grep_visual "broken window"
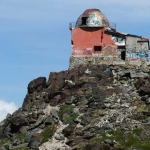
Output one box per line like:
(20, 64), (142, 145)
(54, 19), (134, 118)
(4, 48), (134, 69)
(82, 17), (87, 25)
(94, 46), (102, 51)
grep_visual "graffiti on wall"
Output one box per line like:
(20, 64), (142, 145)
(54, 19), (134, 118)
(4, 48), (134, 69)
(111, 36), (125, 46)
(92, 53), (103, 57)
(73, 48), (92, 56)
(126, 50), (148, 61)
(87, 14), (101, 26)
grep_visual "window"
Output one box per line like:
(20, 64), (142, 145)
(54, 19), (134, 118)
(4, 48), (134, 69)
(82, 17), (87, 25)
(94, 46), (102, 51)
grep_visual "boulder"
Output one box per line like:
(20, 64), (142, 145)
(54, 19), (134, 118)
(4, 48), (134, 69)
(47, 71), (67, 99)
(10, 110), (28, 133)
(28, 77), (46, 94)
(28, 133), (42, 149)
(50, 108), (58, 119)
(44, 115), (52, 125)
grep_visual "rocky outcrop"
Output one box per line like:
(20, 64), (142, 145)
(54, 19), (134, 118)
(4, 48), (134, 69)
(1, 64), (150, 150)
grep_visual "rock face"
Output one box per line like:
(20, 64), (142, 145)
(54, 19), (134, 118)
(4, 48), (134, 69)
(1, 64), (150, 150)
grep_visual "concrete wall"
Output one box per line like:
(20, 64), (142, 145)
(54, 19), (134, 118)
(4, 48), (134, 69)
(72, 27), (117, 57)
(70, 28), (149, 68)
(126, 36), (149, 62)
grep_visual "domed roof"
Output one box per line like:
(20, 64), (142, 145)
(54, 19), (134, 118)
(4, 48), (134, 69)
(76, 8), (110, 28)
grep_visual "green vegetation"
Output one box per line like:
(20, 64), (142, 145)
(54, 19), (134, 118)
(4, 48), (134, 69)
(58, 104), (79, 124)
(65, 112), (79, 124)
(0, 138), (11, 147)
(58, 104), (76, 120)
(40, 125), (57, 144)
(15, 132), (27, 139)
(12, 146), (30, 150)
(91, 128), (150, 150)
(0, 132), (27, 148)
(133, 128), (143, 136)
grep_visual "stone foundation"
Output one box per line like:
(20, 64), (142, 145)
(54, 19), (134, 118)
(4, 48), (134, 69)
(69, 56), (148, 69)
(69, 56), (122, 69)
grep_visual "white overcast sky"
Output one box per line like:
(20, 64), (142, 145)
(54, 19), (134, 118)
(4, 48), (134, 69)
(0, 0), (150, 121)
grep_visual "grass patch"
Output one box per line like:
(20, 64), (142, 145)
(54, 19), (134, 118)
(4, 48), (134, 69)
(15, 132), (26, 139)
(40, 125), (57, 144)
(58, 104), (75, 120)
(0, 137), (13, 147)
(58, 104), (79, 124)
(12, 146), (30, 150)
(0, 132), (27, 148)
(92, 129), (150, 150)
(93, 130), (124, 143)
(133, 128), (142, 136)
(65, 113), (79, 124)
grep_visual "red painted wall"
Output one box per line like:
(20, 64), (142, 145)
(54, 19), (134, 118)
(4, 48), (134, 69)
(72, 27), (117, 57)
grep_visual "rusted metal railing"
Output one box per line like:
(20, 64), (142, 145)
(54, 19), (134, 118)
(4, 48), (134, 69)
(109, 22), (117, 30)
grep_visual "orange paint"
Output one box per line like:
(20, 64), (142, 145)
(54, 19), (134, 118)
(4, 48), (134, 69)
(72, 27), (117, 57)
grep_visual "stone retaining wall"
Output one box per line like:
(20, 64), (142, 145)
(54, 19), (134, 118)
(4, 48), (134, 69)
(69, 56), (148, 69)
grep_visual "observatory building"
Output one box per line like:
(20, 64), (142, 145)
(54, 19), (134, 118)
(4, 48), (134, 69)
(69, 8), (149, 68)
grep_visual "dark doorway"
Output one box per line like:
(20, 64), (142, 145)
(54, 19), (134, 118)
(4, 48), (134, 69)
(121, 51), (126, 60)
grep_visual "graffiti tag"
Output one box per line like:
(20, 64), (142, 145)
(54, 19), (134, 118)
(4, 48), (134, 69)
(87, 14), (101, 26)
(127, 50), (148, 61)
(73, 49), (92, 56)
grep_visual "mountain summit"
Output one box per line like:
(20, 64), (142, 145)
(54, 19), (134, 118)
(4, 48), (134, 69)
(1, 64), (150, 149)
